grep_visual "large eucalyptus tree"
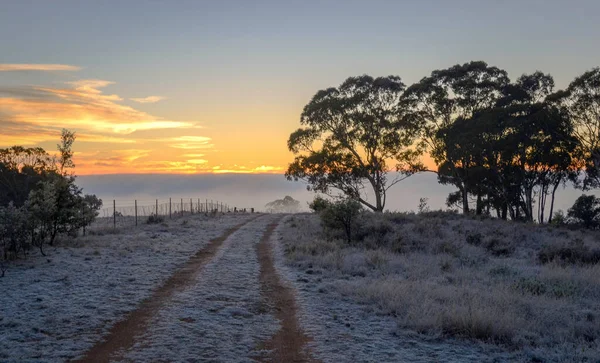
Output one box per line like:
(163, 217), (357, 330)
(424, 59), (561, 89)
(285, 75), (424, 212)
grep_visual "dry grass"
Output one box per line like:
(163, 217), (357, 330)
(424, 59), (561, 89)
(281, 212), (600, 361)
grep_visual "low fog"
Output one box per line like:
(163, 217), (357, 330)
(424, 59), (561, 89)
(77, 173), (598, 216)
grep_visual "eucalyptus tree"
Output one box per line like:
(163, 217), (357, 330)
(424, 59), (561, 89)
(548, 67), (600, 189)
(402, 61), (510, 213)
(286, 75), (424, 212)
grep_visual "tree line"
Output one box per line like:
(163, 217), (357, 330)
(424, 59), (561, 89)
(286, 61), (600, 224)
(0, 130), (102, 274)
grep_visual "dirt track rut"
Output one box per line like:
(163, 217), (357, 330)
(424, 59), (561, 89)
(76, 214), (315, 362)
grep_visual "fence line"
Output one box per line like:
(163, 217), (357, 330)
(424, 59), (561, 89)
(87, 198), (253, 233)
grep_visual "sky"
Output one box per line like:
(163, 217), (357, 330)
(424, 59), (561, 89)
(1, 0), (599, 175)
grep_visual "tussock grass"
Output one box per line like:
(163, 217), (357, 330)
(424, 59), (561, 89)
(280, 212), (600, 361)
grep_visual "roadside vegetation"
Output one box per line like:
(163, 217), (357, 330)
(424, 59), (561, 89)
(281, 202), (600, 361)
(0, 130), (102, 275)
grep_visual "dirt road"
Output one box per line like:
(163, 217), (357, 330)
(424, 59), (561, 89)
(76, 214), (315, 362)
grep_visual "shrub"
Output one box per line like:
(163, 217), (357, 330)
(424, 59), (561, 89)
(485, 238), (514, 257)
(146, 213), (165, 224)
(0, 203), (31, 272)
(309, 196), (331, 213)
(550, 210), (567, 226)
(538, 239), (600, 265)
(319, 199), (362, 243)
(567, 195), (600, 229)
(354, 215), (394, 246)
(466, 232), (483, 246)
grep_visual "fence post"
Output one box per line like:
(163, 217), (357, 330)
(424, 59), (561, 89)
(156, 199), (158, 216)
(181, 198), (183, 216)
(169, 198), (172, 219)
(206, 199), (208, 212)
(113, 200), (116, 229)
(190, 198), (193, 214)
(198, 198), (200, 213)
(135, 200), (138, 226)
(82, 203), (86, 236)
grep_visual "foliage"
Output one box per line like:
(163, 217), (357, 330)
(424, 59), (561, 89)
(265, 195), (301, 213)
(548, 67), (600, 189)
(0, 203), (31, 269)
(0, 129), (102, 266)
(538, 238), (600, 265)
(308, 196), (331, 213)
(286, 75), (425, 212)
(417, 197), (430, 213)
(0, 146), (54, 207)
(567, 194), (600, 229)
(319, 199), (363, 242)
(146, 213), (165, 224)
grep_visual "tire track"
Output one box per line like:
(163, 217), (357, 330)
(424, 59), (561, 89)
(74, 215), (260, 363)
(256, 217), (319, 363)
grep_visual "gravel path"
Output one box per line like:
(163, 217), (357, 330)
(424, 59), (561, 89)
(117, 214), (286, 362)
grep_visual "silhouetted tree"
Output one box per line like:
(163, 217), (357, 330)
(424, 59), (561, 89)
(548, 67), (600, 189)
(403, 61), (510, 214)
(567, 194), (600, 229)
(286, 75), (424, 212)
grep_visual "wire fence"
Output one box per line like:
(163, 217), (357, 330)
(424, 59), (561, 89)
(87, 198), (253, 233)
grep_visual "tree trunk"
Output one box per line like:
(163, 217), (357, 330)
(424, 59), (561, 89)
(476, 193), (483, 215)
(524, 188), (534, 222)
(548, 181), (560, 223)
(461, 185), (469, 215)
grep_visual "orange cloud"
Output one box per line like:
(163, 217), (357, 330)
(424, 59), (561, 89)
(1, 80), (194, 134)
(167, 136), (214, 150)
(130, 96), (165, 103)
(0, 63), (81, 71)
(0, 72), (291, 175)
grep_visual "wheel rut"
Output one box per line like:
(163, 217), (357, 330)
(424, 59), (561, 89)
(74, 215), (259, 362)
(255, 217), (319, 363)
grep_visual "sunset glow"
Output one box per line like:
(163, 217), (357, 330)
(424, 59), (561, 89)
(0, 72), (288, 174)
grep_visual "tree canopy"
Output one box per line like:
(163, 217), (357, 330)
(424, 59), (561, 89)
(286, 75), (424, 212)
(286, 62), (600, 222)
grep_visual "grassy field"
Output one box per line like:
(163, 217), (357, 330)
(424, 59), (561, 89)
(281, 212), (600, 362)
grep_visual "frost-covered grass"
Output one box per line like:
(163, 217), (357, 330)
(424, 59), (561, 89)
(0, 213), (254, 362)
(279, 212), (600, 362)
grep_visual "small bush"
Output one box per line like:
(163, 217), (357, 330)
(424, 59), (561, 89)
(466, 232), (483, 246)
(485, 238), (514, 257)
(146, 213), (164, 224)
(354, 216), (394, 245)
(513, 277), (578, 298)
(319, 199), (362, 243)
(309, 196), (331, 213)
(567, 195), (600, 229)
(538, 239), (600, 265)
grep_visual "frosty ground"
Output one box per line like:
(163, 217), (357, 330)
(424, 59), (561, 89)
(2, 211), (597, 362)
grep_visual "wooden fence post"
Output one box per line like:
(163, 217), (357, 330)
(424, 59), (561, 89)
(135, 200), (138, 226)
(181, 198), (183, 216)
(113, 200), (116, 229)
(156, 199), (158, 216)
(169, 198), (172, 219)
(82, 203), (86, 236)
